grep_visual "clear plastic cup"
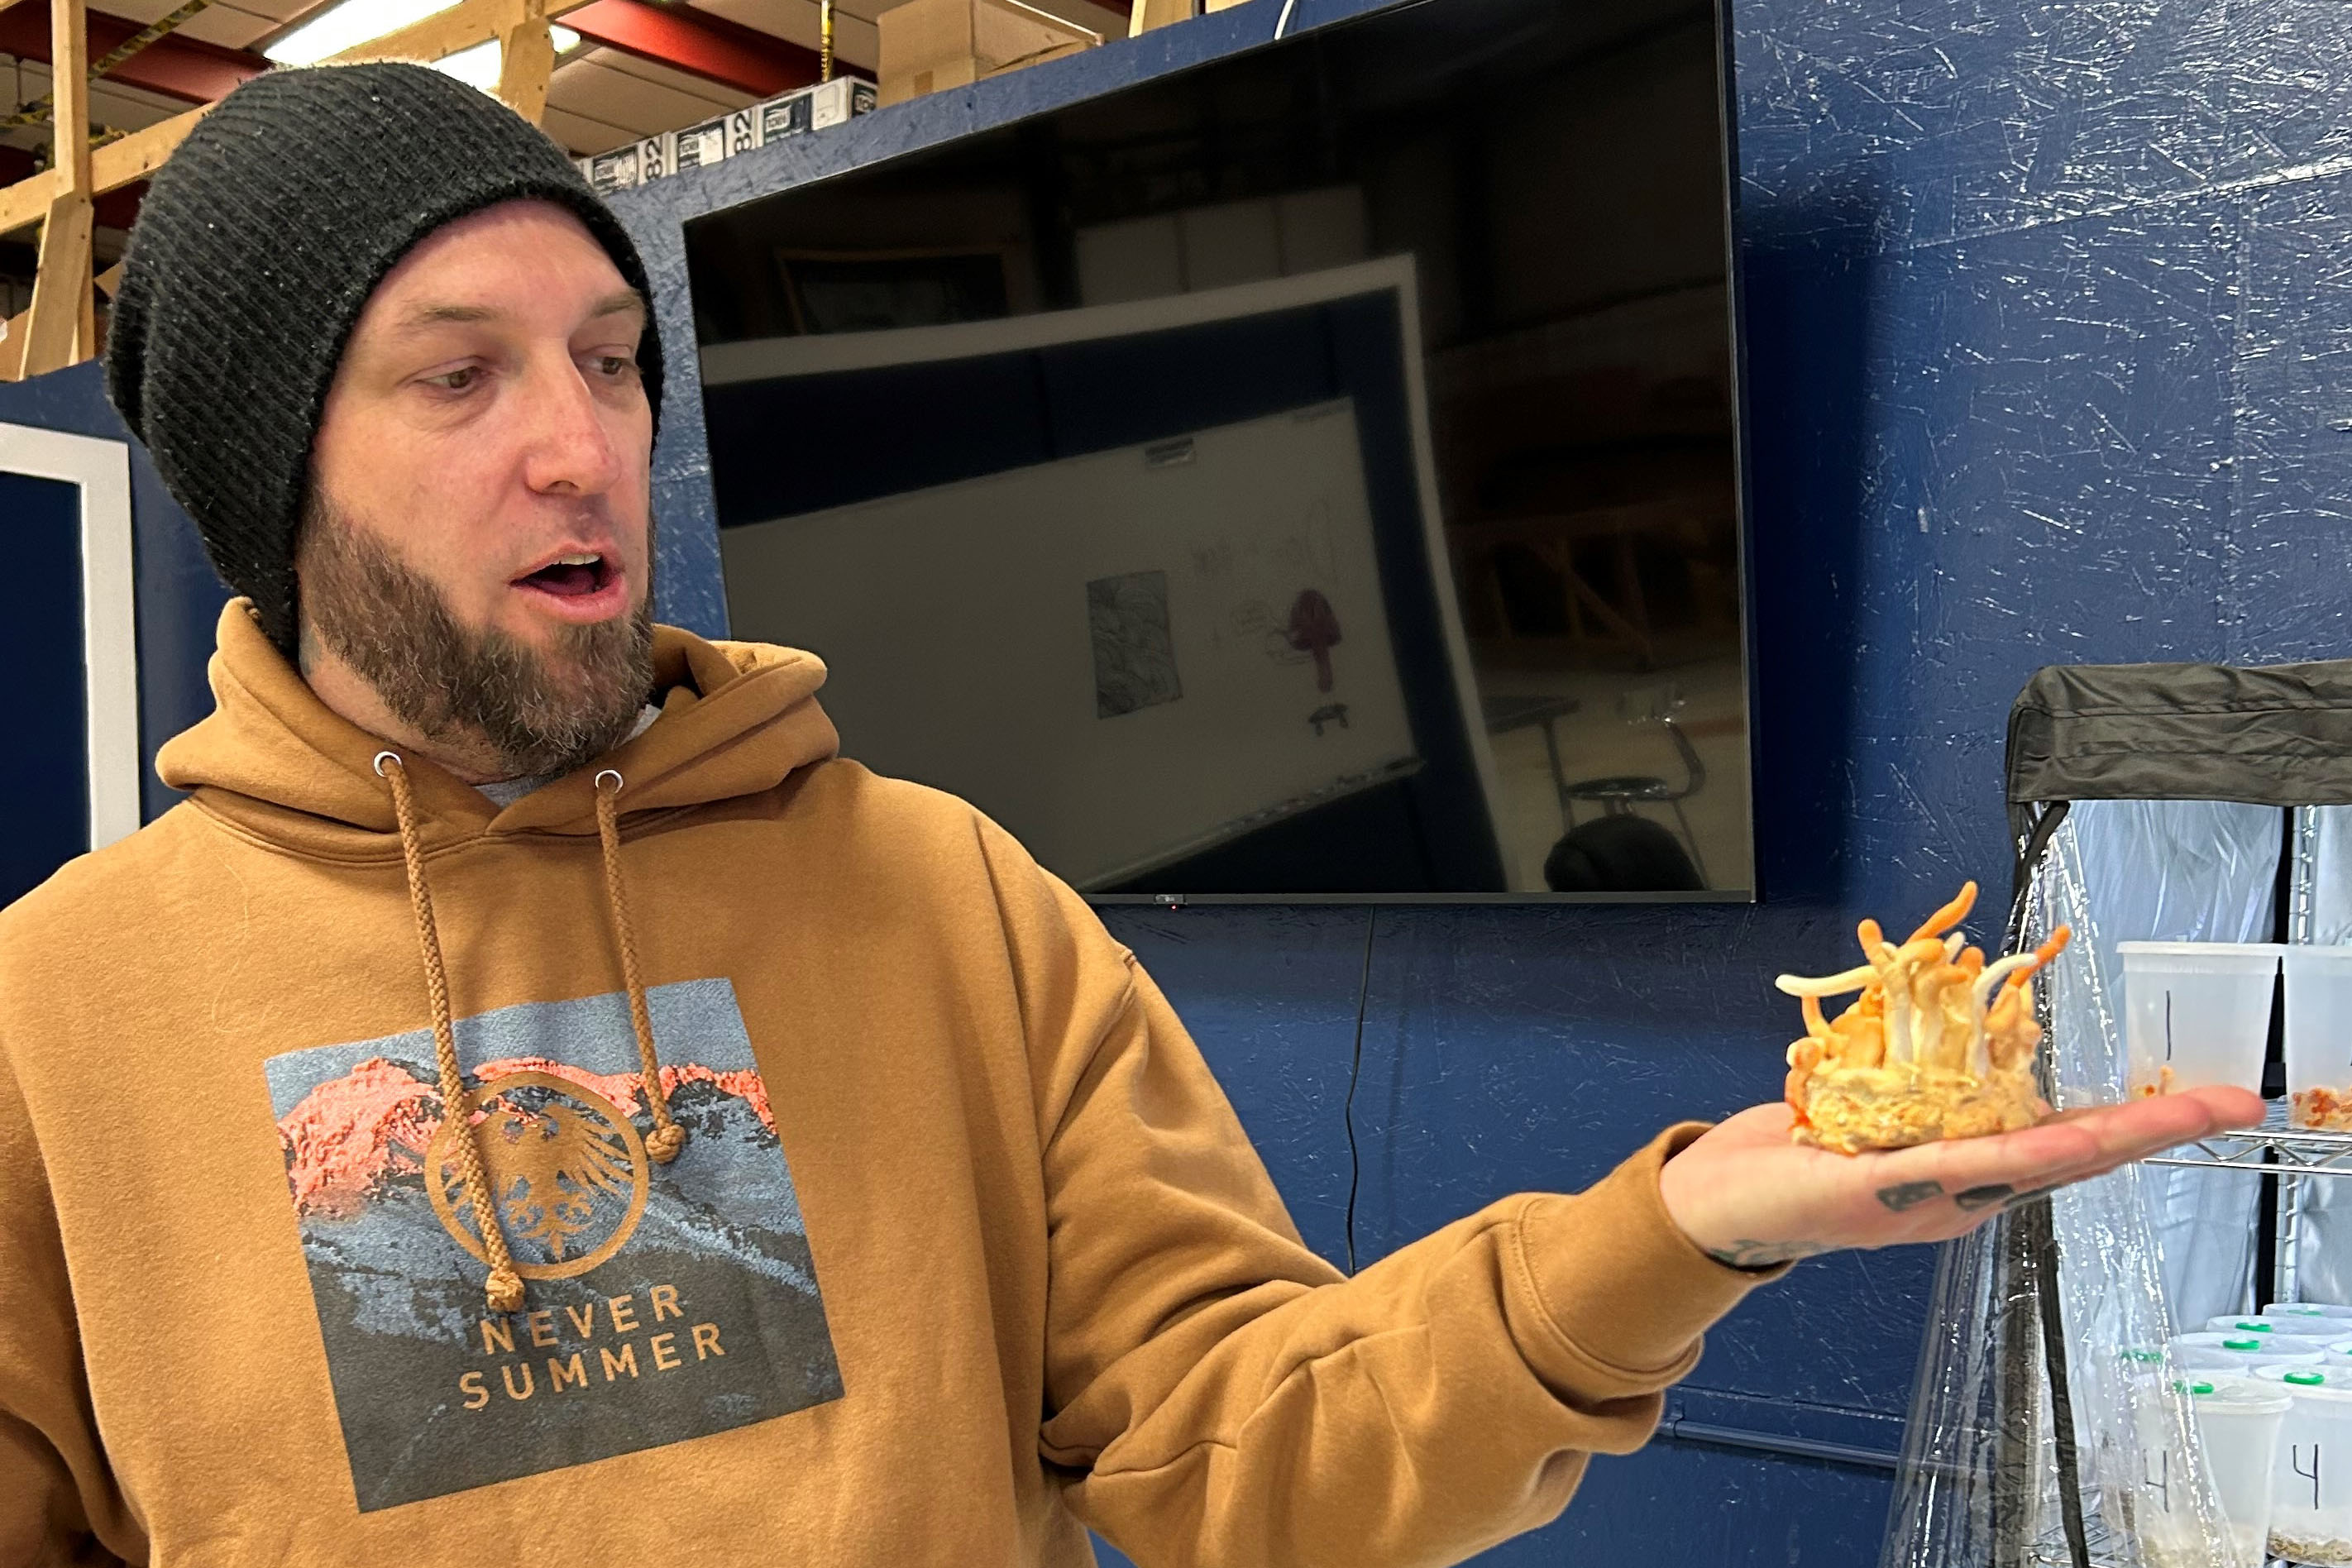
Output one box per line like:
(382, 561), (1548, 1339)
(2286, 947), (2352, 1130)
(2122, 941), (2283, 1100)
(2192, 1381), (2292, 1567)
(2257, 1365), (2352, 1565)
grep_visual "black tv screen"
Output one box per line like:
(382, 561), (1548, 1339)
(686, 0), (1753, 900)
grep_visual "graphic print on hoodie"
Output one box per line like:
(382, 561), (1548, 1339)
(265, 977), (842, 1511)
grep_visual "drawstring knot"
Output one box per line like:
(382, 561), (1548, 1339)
(377, 750), (527, 1316)
(375, 751), (687, 1316)
(595, 768), (687, 1165)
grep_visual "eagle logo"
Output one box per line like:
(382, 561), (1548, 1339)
(426, 1071), (650, 1279)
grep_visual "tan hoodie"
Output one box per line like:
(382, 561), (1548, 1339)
(0, 602), (1776, 1568)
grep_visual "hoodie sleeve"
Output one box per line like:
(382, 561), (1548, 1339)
(0, 1052), (138, 1568)
(978, 823), (1781, 1568)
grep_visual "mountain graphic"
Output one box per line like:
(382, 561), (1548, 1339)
(278, 1054), (777, 1221)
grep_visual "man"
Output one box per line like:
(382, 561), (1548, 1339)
(0, 64), (2254, 1566)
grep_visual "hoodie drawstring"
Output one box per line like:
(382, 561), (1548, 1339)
(594, 768), (687, 1164)
(375, 753), (687, 1316)
(377, 751), (527, 1315)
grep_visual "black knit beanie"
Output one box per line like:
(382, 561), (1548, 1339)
(105, 62), (666, 655)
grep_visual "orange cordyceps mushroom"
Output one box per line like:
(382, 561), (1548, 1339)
(1775, 881), (2072, 1154)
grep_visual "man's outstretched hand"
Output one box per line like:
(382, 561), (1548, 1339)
(1656, 1087), (2265, 1269)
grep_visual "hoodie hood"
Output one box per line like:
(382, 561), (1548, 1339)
(158, 600), (839, 854)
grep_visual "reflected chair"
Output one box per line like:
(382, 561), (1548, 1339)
(1561, 713), (1708, 886)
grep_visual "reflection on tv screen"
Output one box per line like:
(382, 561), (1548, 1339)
(687, 0), (1752, 899)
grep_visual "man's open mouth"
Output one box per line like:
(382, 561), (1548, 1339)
(515, 552), (614, 597)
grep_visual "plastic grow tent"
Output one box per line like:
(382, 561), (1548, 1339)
(1882, 658), (2352, 1568)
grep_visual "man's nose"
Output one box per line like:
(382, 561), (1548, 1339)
(520, 353), (626, 496)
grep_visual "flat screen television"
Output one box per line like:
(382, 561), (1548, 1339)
(685, 0), (1754, 901)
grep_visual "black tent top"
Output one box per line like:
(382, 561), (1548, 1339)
(2008, 659), (2352, 808)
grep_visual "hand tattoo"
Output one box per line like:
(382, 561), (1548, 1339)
(1876, 1180), (1946, 1212)
(2001, 1185), (2058, 1211)
(1705, 1239), (1831, 1269)
(1953, 1183), (2015, 1212)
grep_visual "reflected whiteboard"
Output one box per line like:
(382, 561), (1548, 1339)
(722, 398), (1419, 887)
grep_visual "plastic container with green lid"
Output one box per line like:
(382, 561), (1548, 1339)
(2175, 1331), (2328, 1373)
(2255, 1364), (2352, 1564)
(2268, 1302), (2352, 1322)
(2206, 1314), (2345, 1336)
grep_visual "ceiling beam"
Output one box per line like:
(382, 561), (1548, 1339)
(0, 2), (265, 103)
(560, 0), (821, 99)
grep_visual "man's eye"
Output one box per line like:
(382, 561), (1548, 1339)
(594, 355), (635, 378)
(426, 366), (480, 392)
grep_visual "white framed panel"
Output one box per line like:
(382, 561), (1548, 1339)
(703, 256), (1508, 868)
(0, 421), (140, 852)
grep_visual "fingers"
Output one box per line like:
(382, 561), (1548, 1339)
(1860, 1088), (2265, 1241)
(1839, 1093), (2240, 1235)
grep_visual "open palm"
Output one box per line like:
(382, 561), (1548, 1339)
(1657, 1086), (2264, 1268)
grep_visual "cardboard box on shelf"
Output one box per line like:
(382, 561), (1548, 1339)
(672, 116), (729, 171)
(877, 0), (1100, 105)
(757, 77), (880, 142)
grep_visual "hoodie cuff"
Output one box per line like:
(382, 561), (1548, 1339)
(1506, 1123), (1790, 1399)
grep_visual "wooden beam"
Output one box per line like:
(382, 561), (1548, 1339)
(0, 97), (202, 244)
(17, 189), (94, 375)
(495, 0), (556, 124)
(91, 101), (208, 190)
(53, 0), (92, 200)
(0, 170), (58, 242)
(1127, 0), (1191, 36)
(17, 0), (98, 373)
(0, 304), (29, 382)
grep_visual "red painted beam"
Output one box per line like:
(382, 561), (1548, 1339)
(560, 0), (820, 98)
(0, 6), (267, 105)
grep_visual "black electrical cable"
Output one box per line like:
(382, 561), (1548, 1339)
(1341, 908), (1376, 1274)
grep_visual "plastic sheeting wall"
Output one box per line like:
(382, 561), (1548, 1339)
(2068, 800), (2277, 1328)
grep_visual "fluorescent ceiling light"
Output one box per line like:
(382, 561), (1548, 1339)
(434, 26), (582, 89)
(267, 0), (579, 75)
(266, 0), (460, 64)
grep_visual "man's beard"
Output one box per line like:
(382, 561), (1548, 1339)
(296, 494), (656, 780)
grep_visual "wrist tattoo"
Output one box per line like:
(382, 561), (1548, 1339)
(1876, 1180), (1945, 1212)
(1953, 1183), (2015, 1212)
(1704, 1238), (1830, 1269)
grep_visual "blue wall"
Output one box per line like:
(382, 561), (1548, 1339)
(5, 0), (2345, 1558)
(615, 0), (2341, 1559)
